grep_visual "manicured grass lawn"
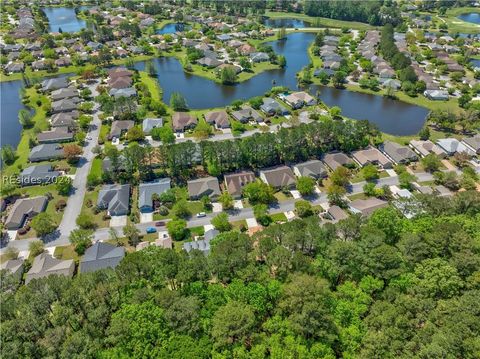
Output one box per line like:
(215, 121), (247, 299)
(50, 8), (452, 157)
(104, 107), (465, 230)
(274, 191), (291, 202)
(271, 212), (288, 222)
(54, 245), (79, 262)
(350, 169), (390, 183)
(90, 157), (103, 179)
(189, 226), (205, 237)
(139, 71), (162, 101)
(80, 187), (110, 229)
(99, 122), (111, 144)
(433, 7), (480, 34)
(265, 11), (376, 30)
(348, 192), (368, 201)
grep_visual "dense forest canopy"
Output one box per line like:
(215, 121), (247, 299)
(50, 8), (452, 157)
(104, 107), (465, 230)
(1, 192), (480, 358)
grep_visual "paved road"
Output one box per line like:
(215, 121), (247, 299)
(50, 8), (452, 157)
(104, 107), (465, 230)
(2, 170), (433, 252)
(10, 82), (103, 251)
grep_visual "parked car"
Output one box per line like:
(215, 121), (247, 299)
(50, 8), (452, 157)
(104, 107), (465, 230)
(155, 221), (165, 227)
(146, 227), (156, 233)
(196, 212), (206, 218)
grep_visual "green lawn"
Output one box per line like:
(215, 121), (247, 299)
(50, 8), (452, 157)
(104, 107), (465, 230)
(271, 212), (288, 222)
(54, 245), (79, 262)
(90, 157), (103, 179)
(265, 11), (376, 31)
(432, 7), (480, 34)
(80, 187), (110, 229)
(348, 192), (368, 201)
(139, 71), (162, 101)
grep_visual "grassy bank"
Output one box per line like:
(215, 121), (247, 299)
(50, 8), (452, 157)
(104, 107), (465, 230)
(428, 7), (480, 34)
(265, 11), (376, 31)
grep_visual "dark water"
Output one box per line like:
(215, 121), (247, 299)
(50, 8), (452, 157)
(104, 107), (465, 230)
(135, 31), (427, 135)
(135, 32), (314, 108)
(457, 13), (480, 24)
(312, 86), (429, 135)
(42, 7), (86, 33)
(0, 80), (25, 149)
(157, 23), (191, 34)
(263, 18), (311, 28)
(471, 59), (480, 68)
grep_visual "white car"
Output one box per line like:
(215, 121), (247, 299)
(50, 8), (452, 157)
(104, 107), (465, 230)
(196, 212), (206, 218)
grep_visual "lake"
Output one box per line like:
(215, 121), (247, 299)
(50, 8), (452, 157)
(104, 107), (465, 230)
(457, 13), (480, 24)
(311, 86), (429, 135)
(157, 23), (191, 34)
(263, 18), (311, 28)
(1, 32), (428, 150)
(0, 80), (26, 149)
(135, 31), (427, 135)
(42, 7), (86, 33)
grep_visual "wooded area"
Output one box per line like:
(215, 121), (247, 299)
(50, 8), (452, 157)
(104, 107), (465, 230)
(2, 192), (479, 358)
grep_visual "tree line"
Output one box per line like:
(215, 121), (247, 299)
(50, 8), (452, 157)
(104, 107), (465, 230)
(1, 192), (479, 358)
(97, 117), (377, 185)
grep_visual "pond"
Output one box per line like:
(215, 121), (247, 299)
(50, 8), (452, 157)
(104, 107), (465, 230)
(157, 22), (191, 34)
(0, 80), (26, 149)
(135, 31), (427, 135)
(311, 85), (429, 135)
(470, 59), (480, 68)
(42, 7), (86, 33)
(457, 13), (480, 24)
(263, 17), (312, 28)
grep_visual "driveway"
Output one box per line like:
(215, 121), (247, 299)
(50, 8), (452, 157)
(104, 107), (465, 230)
(110, 215), (127, 227)
(140, 212), (153, 223)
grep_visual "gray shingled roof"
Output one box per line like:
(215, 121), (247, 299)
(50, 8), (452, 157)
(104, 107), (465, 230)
(80, 242), (125, 273)
(138, 179), (171, 210)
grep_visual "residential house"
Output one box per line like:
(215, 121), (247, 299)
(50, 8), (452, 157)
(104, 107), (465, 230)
(172, 112), (197, 132)
(50, 87), (79, 101)
(79, 242), (125, 273)
(51, 98), (78, 113)
(109, 87), (137, 98)
(379, 141), (418, 164)
(19, 165), (60, 186)
(322, 152), (354, 171)
(50, 111), (79, 129)
(349, 198), (388, 216)
(351, 146), (392, 169)
(197, 56), (223, 68)
(259, 166), (296, 189)
(260, 98), (289, 116)
(409, 139), (447, 158)
(97, 184), (130, 216)
(156, 231), (172, 249)
(424, 89), (449, 100)
(224, 171), (256, 198)
(188, 177), (221, 200)
(138, 179), (171, 212)
(41, 77), (69, 92)
(231, 106), (262, 123)
(204, 110), (230, 129)
(436, 138), (475, 156)
(284, 91), (316, 109)
(37, 127), (74, 143)
(183, 238), (211, 255)
(5, 62), (24, 73)
(250, 52), (269, 62)
(238, 43), (256, 55)
(217, 34), (232, 42)
(28, 143), (64, 162)
(0, 259), (25, 282)
(5, 196), (48, 230)
(142, 118), (163, 134)
(461, 134), (480, 154)
(434, 185), (453, 197)
(324, 205), (348, 223)
(109, 120), (134, 140)
(25, 253), (75, 284)
(292, 160), (327, 179)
